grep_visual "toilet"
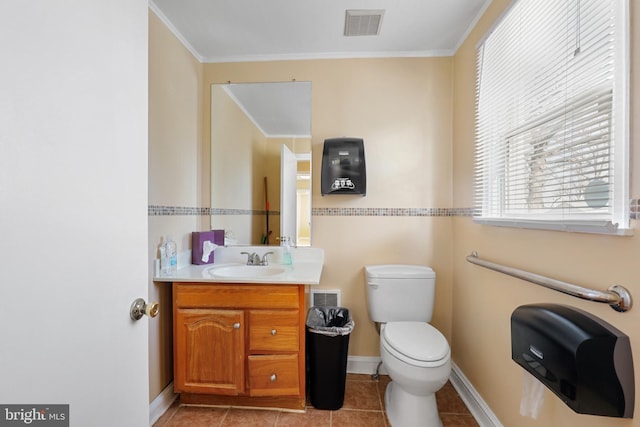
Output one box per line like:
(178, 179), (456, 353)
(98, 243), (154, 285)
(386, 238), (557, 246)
(365, 265), (451, 427)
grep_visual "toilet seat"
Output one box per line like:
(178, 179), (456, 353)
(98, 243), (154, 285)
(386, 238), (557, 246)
(382, 322), (450, 368)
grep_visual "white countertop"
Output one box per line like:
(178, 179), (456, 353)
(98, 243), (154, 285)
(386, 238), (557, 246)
(153, 246), (323, 285)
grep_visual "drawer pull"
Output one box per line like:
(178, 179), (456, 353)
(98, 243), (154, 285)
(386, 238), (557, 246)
(271, 329), (277, 336)
(270, 374), (277, 382)
(233, 322), (241, 329)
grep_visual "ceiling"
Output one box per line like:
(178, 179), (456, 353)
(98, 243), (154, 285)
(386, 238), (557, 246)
(222, 82), (312, 137)
(150, 0), (491, 135)
(150, 0), (491, 63)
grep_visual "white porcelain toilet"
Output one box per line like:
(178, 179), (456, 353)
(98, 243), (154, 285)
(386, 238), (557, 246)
(365, 265), (451, 427)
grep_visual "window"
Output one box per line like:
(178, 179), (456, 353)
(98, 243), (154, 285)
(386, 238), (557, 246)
(474, 0), (630, 234)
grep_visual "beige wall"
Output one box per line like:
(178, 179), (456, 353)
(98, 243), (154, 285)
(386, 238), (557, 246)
(150, 5), (640, 424)
(203, 59), (455, 358)
(147, 43), (454, 399)
(211, 85), (269, 244)
(148, 11), (205, 401)
(452, 1), (640, 426)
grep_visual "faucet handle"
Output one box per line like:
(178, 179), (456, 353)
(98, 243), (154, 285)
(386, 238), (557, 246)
(261, 251), (274, 266)
(240, 251), (254, 265)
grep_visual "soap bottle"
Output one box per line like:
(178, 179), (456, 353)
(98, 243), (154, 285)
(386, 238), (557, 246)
(281, 236), (292, 266)
(161, 235), (178, 276)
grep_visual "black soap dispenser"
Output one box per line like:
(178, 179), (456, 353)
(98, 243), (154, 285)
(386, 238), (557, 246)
(321, 138), (366, 196)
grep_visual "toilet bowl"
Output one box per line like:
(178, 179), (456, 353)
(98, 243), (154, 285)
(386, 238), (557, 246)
(364, 265), (451, 427)
(381, 322), (451, 427)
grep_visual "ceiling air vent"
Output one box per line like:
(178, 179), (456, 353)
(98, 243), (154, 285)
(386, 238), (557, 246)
(344, 9), (384, 37)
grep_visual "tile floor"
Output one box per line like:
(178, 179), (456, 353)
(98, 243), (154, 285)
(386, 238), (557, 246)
(153, 374), (479, 427)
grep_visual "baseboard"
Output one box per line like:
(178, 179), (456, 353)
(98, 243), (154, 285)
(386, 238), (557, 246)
(347, 356), (502, 427)
(149, 382), (178, 426)
(347, 355), (387, 375)
(450, 363), (503, 427)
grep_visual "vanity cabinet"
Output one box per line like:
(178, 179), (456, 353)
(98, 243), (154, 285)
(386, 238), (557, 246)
(173, 283), (306, 410)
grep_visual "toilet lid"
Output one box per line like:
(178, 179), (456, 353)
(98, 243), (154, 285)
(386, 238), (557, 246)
(383, 322), (449, 363)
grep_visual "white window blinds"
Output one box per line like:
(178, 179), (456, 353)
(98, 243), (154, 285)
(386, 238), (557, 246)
(474, 0), (629, 234)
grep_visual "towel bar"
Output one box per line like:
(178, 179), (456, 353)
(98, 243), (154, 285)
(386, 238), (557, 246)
(466, 252), (632, 312)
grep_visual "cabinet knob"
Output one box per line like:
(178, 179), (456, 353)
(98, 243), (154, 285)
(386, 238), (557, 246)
(270, 374), (277, 382)
(233, 322), (241, 329)
(271, 329), (277, 336)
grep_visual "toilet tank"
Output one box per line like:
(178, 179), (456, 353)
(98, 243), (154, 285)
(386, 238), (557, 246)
(365, 264), (436, 323)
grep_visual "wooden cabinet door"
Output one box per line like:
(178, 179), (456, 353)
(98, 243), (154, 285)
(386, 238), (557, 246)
(174, 309), (245, 395)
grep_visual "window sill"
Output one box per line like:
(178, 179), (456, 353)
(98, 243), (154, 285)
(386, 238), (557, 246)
(473, 217), (633, 236)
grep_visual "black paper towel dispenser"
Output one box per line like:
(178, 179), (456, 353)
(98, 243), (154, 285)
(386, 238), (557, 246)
(321, 138), (366, 196)
(511, 304), (634, 418)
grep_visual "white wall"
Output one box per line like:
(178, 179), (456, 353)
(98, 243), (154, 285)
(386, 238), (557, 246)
(0, 2), (150, 426)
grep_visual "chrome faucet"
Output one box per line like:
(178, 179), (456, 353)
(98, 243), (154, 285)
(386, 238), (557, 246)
(240, 251), (260, 265)
(240, 251), (274, 266)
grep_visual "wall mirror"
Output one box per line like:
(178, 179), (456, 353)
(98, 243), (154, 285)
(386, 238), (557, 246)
(211, 82), (312, 247)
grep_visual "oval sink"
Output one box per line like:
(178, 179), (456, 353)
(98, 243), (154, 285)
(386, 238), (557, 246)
(205, 264), (288, 279)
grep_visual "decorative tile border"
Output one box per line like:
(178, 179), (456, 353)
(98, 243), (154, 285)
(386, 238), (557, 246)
(148, 205), (278, 216)
(148, 205), (210, 216)
(150, 202), (640, 218)
(311, 207), (477, 216)
(148, 205), (475, 217)
(211, 208), (277, 215)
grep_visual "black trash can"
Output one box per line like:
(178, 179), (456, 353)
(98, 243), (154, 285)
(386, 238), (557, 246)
(306, 306), (355, 410)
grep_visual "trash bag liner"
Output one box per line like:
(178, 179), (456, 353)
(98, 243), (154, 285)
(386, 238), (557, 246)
(306, 306), (355, 337)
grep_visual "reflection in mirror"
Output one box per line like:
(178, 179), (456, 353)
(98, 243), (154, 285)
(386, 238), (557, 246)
(211, 82), (312, 246)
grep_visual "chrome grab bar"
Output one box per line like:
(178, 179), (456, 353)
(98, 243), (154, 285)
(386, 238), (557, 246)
(466, 251), (632, 312)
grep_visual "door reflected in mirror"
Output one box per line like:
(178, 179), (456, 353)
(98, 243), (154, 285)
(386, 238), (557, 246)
(210, 82), (312, 246)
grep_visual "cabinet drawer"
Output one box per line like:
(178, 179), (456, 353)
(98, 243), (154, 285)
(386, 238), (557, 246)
(249, 310), (299, 352)
(248, 355), (299, 396)
(174, 284), (300, 309)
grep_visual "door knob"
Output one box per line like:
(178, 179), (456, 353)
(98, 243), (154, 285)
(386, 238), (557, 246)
(130, 298), (159, 320)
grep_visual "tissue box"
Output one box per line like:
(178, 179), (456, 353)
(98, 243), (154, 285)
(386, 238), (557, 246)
(191, 230), (224, 265)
